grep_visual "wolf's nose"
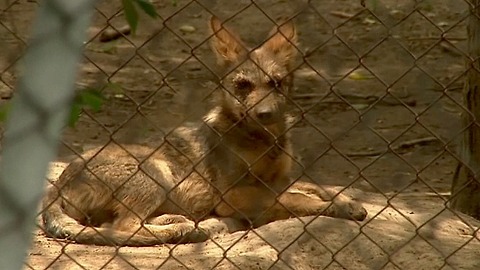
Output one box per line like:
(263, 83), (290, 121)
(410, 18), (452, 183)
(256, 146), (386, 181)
(256, 109), (273, 123)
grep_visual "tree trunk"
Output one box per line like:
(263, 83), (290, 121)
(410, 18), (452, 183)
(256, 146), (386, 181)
(450, 1), (480, 219)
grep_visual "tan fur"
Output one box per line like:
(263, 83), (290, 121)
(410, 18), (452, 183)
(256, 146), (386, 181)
(41, 16), (367, 246)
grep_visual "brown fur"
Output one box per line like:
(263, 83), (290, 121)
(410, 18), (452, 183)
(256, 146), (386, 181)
(41, 16), (367, 246)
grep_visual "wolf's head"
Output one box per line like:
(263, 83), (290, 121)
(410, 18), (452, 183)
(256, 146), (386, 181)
(208, 16), (298, 136)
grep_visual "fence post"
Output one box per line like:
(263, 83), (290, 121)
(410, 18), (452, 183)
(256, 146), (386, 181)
(0, 1), (95, 269)
(450, 1), (480, 219)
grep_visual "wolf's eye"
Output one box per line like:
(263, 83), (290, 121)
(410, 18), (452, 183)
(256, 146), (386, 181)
(267, 78), (282, 89)
(234, 79), (253, 90)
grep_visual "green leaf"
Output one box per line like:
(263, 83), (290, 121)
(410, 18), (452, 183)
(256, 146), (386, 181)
(122, 0), (139, 34)
(106, 82), (124, 94)
(100, 42), (118, 54)
(348, 71), (371, 80)
(0, 102), (11, 122)
(134, 0), (158, 18)
(80, 89), (104, 112)
(68, 102), (82, 127)
(68, 89), (104, 127)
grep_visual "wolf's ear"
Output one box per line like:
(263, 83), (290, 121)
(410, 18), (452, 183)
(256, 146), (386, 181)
(262, 20), (298, 66)
(209, 16), (247, 66)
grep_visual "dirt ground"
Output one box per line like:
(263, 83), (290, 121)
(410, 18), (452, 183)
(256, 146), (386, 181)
(1, 0), (480, 269)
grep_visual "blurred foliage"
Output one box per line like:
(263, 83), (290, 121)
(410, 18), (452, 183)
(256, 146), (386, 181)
(0, 88), (104, 128)
(0, 102), (11, 123)
(68, 88), (104, 127)
(122, 0), (159, 34)
(0, 2), (161, 126)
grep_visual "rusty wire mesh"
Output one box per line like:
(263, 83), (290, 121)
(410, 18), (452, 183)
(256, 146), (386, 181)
(1, 0), (480, 269)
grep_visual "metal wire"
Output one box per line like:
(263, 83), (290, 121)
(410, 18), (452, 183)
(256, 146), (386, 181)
(1, 0), (480, 269)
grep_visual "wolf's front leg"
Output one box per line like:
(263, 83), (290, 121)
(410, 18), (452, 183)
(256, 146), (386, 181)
(215, 183), (367, 227)
(279, 181), (368, 221)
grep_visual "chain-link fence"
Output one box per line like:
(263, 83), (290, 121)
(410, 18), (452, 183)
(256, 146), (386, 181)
(1, 0), (480, 269)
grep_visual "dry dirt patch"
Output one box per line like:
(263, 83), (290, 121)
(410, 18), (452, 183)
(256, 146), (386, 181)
(25, 163), (480, 270)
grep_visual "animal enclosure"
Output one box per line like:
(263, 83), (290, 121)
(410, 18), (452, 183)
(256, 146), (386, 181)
(1, 0), (480, 269)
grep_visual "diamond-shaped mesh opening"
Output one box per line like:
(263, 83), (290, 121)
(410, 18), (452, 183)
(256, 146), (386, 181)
(362, 37), (416, 86)
(334, 233), (391, 269)
(305, 36), (360, 85)
(335, 10), (389, 56)
(2, 0), (480, 269)
(390, 235), (448, 269)
(415, 43), (467, 85)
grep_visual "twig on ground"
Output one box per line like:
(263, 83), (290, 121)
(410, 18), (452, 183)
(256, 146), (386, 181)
(440, 42), (463, 56)
(330, 11), (354, 19)
(406, 37), (466, 41)
(292, 93), (417, 107)
(346, 137), (439, 157)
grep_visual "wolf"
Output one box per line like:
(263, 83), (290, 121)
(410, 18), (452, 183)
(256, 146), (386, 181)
(41, 16), (367, 246)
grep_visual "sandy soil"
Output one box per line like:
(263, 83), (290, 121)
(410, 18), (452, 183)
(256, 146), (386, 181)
(1, 0), (479, 269)
(26, 162), (480, 269)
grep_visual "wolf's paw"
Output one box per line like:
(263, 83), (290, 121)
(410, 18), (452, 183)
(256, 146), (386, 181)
(148, 214), (191, 225)
(333, 200), (368, 221)
(173, 224), (209, 243)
